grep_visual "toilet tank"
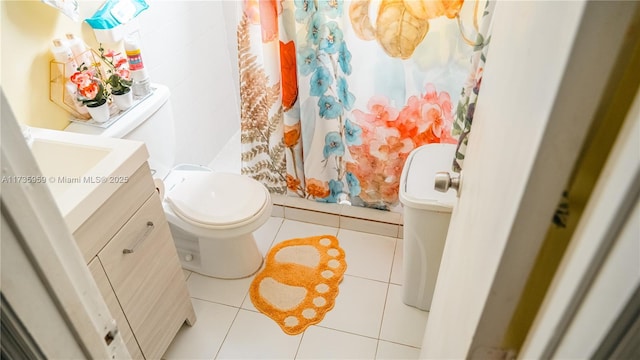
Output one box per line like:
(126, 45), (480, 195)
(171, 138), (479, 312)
(65, 84), (176, 178)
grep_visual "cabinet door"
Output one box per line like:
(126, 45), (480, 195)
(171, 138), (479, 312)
(88, 258), (145, 359)
(98, 193), (194, 360)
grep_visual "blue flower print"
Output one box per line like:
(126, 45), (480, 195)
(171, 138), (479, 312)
(344, 118), (362, 145)
(307, 13), (324, 45)
(327, 179), (344, 202)
(337, 77), (355, 110)
(310, 66), (333, 96)
(319, 22), (343, 54)
(323, 131), (345, 159)
(338, 41), (352, 75)
(294, 0), (316, 22)
(346, 172), (361, 196)
(297, 47), (317, 76)
(318, 0), (343, 19)
(317, 179), (343, 203)
(318, 95), (343, 119)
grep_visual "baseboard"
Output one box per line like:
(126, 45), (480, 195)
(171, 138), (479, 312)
(270, 194), (404, 239)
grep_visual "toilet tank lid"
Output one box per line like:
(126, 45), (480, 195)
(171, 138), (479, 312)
(399, 143), (457, 212)
(166, 172), (268, 225)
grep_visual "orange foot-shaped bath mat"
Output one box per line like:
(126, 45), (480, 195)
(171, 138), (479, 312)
(249, 235), (347, 335)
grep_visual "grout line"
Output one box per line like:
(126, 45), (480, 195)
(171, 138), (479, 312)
(274, 199), (404, 226)
(293, 330), (306, 359)
(378, 339), (422, 349)
(376, 282), (392, 345)
(266, 217), (284, 250)
(386, 238), (399, 284)
(338, 214), (402, 226)
(374, 338), (381, 360)
(343, 273), (393, 286)
(189, 295), (242, 310)
(213, 304), (243, 360)
(313, 324), (381, 342)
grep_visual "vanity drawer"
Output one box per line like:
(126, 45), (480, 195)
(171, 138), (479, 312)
(97, 192), (192, 360)
(74, 163), (155, 264)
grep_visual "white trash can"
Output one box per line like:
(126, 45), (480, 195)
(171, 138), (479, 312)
(399, 143), (457, 310)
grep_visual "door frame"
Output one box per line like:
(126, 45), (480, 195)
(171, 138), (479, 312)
(520, 88), (640, 358)
(421, 1), (640, 358)
(0, 90), (130, 359)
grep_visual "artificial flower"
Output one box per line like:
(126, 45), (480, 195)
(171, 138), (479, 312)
(70, 62), (109, 107)
(70, 71), (92, 88)
(99, 45), (133, 95)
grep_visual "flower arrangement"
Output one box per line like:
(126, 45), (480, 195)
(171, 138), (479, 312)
(69, 60), (109, 108)
(99, 46), (132, 95)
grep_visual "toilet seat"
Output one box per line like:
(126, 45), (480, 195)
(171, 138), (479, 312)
(166, 172), (269, 229)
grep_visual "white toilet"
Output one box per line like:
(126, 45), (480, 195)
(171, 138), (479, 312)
(65, 84), (270, 279)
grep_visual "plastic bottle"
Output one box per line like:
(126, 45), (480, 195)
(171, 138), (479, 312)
(51, 39), (88, 116)
(65, 33), (92, 68)
(124, 33), (151, 97)
(51, 39), (78, 76)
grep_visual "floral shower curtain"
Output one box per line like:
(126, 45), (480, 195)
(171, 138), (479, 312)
(238, 0), (494, 210)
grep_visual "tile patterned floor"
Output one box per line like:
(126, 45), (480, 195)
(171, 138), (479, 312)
(162, 217), (427, 359)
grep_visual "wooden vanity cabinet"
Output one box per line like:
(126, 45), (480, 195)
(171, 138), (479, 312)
(74, 162), (195, 359)
(89, 258), (145, 359)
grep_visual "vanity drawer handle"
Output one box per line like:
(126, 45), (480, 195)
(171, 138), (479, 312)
(122, 221), (155, 254)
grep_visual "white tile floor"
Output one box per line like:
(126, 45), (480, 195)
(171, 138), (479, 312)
(163, 217), (427, 360)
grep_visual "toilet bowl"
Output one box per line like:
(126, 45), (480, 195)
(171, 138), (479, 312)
(161, 167), (271, 279)
(64, 84), (271, 280)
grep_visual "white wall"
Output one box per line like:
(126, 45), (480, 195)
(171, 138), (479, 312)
(1, 0), (241, 167)
(137, 0), (241, 166)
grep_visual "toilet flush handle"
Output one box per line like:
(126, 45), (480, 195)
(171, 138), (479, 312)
(434, 171), (462, 197)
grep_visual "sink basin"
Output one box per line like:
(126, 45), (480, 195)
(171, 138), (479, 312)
(31, 139), (111, 195)
(29, 127), (149, 232)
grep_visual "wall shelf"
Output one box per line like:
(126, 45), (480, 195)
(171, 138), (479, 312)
(50, 48), (151, 127)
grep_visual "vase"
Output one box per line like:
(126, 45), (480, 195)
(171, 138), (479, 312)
(112, 90), (133, 111)
(86, 102), (110, 123)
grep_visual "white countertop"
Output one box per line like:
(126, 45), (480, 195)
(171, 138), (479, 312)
(29, 127), (149, 232)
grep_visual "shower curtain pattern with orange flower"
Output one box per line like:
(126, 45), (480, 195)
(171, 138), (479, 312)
(238, 0), (493, 210)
